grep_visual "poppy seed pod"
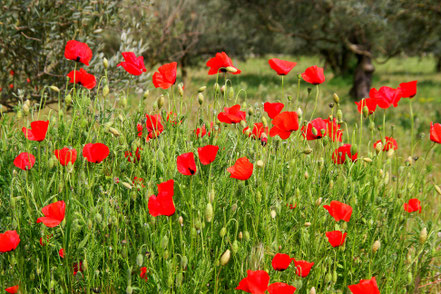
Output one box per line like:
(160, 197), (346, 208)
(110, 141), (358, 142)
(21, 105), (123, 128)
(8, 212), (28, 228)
(198, 86), (206, 93)
(220, 249), (231, 265)
(205, 203), (213, 222)
(103, 85), (109, 97)
(372, 240), (381, 253)
(333, 93), (340, 104)
(420, 227), (428, 244)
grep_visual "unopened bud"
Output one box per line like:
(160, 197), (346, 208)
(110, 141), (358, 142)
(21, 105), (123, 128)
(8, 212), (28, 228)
(225, 66), (237, 73)
(121, 182), (132, 190)
(238, 232), (243, 240)
(363, 106), (369, 118)
(316, 197), (322, 206)
(310, 287), (316, 294)
(256, 160), (264, 168)
(372, 240), (381, 253)
(304, 171), (309, 179)
(369, 121), (375, 131)
(136, 254), (144, 266)
(126, 286), (133, 294)
(22, 104), (29, 115)
(103, 58), (109, 69)
(157, 95), (165, 109)
(420, 227), (427, 244)
(120, 97), (127, 107)
(220, 85), (226, 94)
(244, 128), (252, 137)
(375, 142), (383, 154)
(270, 210), (276, 219)
(197, 93), (204, 105)
(311, 127), (318, 136)
(220, 227), (227, 238)
(229, 88), (235, 100)
(434, 184), (441, 196)
(297, 108), (303, 117)
(247, 107), (254, 116)
(143, 90), (150, 99)
(109, 127), (120, 137)
(198, 86), (206, 93)
(178, 216), (184, 226)
(50, 85), (60, 93)
(205, 203), (213, 222)
(262, 116), (268, 127)
(178, 83), (184, 97)
(351, 144), (358, 155)
(220, 249), (231, 265)
(333, 93), (340, 104)
(161, 235), (169, 249)
(240, 120), (247, 128)
(387, 148), (394, 158)
(337, 110), (343, 121)
(303, 147), (313, 154)
(363, 157), (372, 163)
(232, 240), (239, 254)
(65, 94), (72, 106)
(214, 83), (220, 93)
(103, 85), (109, 97)
(304, 222), (311, 227)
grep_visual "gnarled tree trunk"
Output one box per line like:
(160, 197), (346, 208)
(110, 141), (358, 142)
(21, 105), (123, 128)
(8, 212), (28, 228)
(350, 54), (375, 99)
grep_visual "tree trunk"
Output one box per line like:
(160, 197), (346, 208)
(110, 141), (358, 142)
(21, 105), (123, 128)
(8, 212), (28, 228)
(350, 54), (375, 99)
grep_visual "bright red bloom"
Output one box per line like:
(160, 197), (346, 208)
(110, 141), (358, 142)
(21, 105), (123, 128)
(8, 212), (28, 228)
(140, 267), (148, 281)
(399, 80), (417, 98)
(59, 248), (65, 258)
(198, 145), (219, 165)
(236, 270), (270, 294)
(67, 68), (96, 89)
(374, 137), (398, 151)
(369, 86), (401, 109)
(430, 122), (441, 144)
(332, 144), (357, 164)
(5, 285), (19, 294)
(293, 259), (314, 277)
(206, 52), (241, 75)
(148, 179), (175, 217)
(348, 276), (380, 294)
(355, 98), (377, 115)
(145, 114), (164, 139)
(268, 282), (296, 294)
(133, 176), (145, 189)
(117, 52), (147, 76)
(152, 62), (177, 89)
(227, 157), (253, 180)
(82, 143), (109, 163)
(270, 112), (299, 139)
(218, 104), (246, 124)
(302, 65), (325, 85)
(0, 230), (20, 253)
(271, 253), (292, 271)
(22, 120), (49, 141)
(125, 147), (141, 163)
(301, 118), (327, 140)
(73, 261), (83, 276)
(54, 147), (77, 166)
(27, 78), (30, 83)
(9, 70), (14, 76)
(268, 58), (297, 75)
(36, 200), (66, 228)
(324, 118), (343, 142)
(326, 231), (347, 247)
(13, 152), (36, 170)
(64, 40), (92, 66)
(323, 201), (352, 222)
(404, 198), (421, 213)
(9, 84), (13, 89)
(177, 152), (197, 175)
(243, 123), (269, 142)
(264, 102), (284, 119)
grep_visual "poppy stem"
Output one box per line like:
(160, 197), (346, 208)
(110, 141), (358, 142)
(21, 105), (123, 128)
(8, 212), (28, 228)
(309, 85), (320, 122)
(281, 75), (284, 101)
(409, 99), (415, 155)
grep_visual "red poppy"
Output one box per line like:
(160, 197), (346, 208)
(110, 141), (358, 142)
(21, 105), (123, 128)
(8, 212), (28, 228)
(332, 144), (357, 164)
(373, 137), (398, 151)
(152, 62), (177, 89)
(39, 234), (53, 246)
(355, 98), (377, 115)
(430, 122), (441, 144)
(0, 87), (2, 92)
(369, 86), (401, 109)
(117, 52), (147, 76)
(206, 52), (241, 75)
(140, 267), (148, 281)
(268, 58), (297, 75)
(22, 120), (49, 141)
(27, 78), (30, 83)
(218, 104), (246, 124)
(269, 112), (299, 140)
(271, 253), (292, 271)
(37, 200), (66, 228)
(0, 230), (20, 253)
(148, 179), (175, 217)
(227, 157), (253, 180)
(323, 201), (352, 222)
(326, 231), (347, 247)
(125, 147), (141, 163)
(73, 261), (83, 276)
(9, 84), (13, 89)
(5, 285), (19, 294)
(399, 81), (417, 98)
(59, 248), (65, 258)
(137, 123), (143, 138)
(324, 118), (343, 142)
(13, 152), (36, 170)
(177, 152), (197, 175)
(82, 143), (109, 163)
(67, 68), (96, 89)
(293, 259), (314, 278)
(264, 102), (284, 119)
(133, 176), (145, 189)
(348, 276), (380, 294)
(194, 122), (214, 138)
(301, 118), (327, 140)
(404, 198), (421, 213)
(54, 147), (77, 166)
(9, 70), (14, 76)
(243, 123), (269, 141)
(145, 114), (164, 139)
(302, 65), (325, 85)
(236, 270), (269, 294)
(64, 40), (92, 66)
(198, 145), (219, 165)
(268, 282), (296, 294)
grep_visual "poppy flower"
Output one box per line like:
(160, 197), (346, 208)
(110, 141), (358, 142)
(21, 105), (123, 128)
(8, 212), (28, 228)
(326, 231), (347, 247)
(404, 198), (421, 213)
(268, 58), (297, 75)
(133, 177), (145, 189)
(36, 200), (66, 228)
(430, 122), (441, 144)
(236, 270), (270, 294)
(268, 282), (296, 294)
(0, 230), (20, 253)
(148, 179), (175, 217)
(82, 143), (109, 163)
(194, 122), (214, 138)
(373, 137), (398, 151)
(332, 144), (357, 164)
(145, 114), (164, 139)
(9, 84), (13, 89)
(324, 118), (343, 142)
(137, 123), (143, 138)
(22, 120), (49, 141)
(117, 52), (147, 76)
(264, 102), (284, 119)
(227, 157), (253, 180)
(152, 62), (177, 89)
(64, 40), (92, 66)
(293, 259), (314, 277)
(54, 147), (77, 166)
(125, 147), (141, 163)
(198, 145), (219, 165)
(302, 65), (325, 85)
(206, 52), (241, 75)
(355, 98), (377, 115)
(348, 276), (380, 294)
(39, 234), (53, 246)
(270, 112), (299, 140)
(140, 267), (148, 281)
(301, 118), (327, 140)
(243, 123), (269, 142)
(9, 70), (14, 76)
(177, 152), (197, 175)
(399, 81), (417, 98)
(323, 201), (352, 222)
(271, 253), (292, 271)
(5, 286), (19, 294)
(67, 68), (96, 89)
(59, 248), (65, 258)
(73, 261), (83, 276)
(369, 86), (402, 109)
(13, 152), (36, 170)
(218, 104), (246, 124)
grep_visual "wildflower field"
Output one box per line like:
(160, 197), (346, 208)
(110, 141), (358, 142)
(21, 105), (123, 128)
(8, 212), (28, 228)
(1, 41), (441, 294)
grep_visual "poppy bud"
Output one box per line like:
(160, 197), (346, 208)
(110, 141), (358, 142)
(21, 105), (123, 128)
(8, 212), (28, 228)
(363, 157), (372, 163)
(23, 103), (29, 115)
(375, 142), (383, 154)
(181, 256), (188, 269)
(214, 83), (220, 93)
(304, 171), (309, 179)
(205, 203), (213, 222)
(325, 272), (332, 283)
(297, 107), (303, 117)
(197, 93), (204, 105)
(350, 144), (358, 155)
(161, 235), (169, 249)
(256, 191), (262, 202)
(83, 259), (88, 272)
(220, 85), (226, 94)
(333, 93), (340, 104)
(109, 127), (120, 137)
(332, 270), (337, 283)
(177, 216), (184, 227)
(337, 110), (343, 121)
(95, 213), (102, 224)
(220, 249), (231, 265)
(256, 160), (264, 168)
(262, 116), (268, 127)
(238, 232), (243, 240)
(226, 66), (238, 73)
(175, 272), (183, 287)
(329, 103), (334, 108)
(65, 94), (72, 106)
(311, 127), (318, 136)
(369, 121), (375, 131)
(120, 97), (127, 107)
(387, 148), (394, 158)
(434, 184), (441, 196)
(103, 58), (109, 69)
(103, 85), (109, 97)
(121, 182), (132, 190)
(305, 222), (311, 227)
(232, 240), (239, 254)
(244, 231), (250, 241)
(178, 83), (184, 97)
(198, 86), (207, 93)
(408, 272), (413, 284)
(316, 197), (322, 206)
(50, 85), (60, 93)
(363, 106), (369, 118)
(420, 227), (428, 244)
(372, 240), (381, 253)
(303, 147), (313, 154)
(310, 287), (316, 294)
(296, 188), (300, 197)
(126, 286), (133, 294)
(247, 107), (254, 116)
(271, 210), (276, 219)
(136, 254), (144, 267)
(220, 227), (227, 238)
